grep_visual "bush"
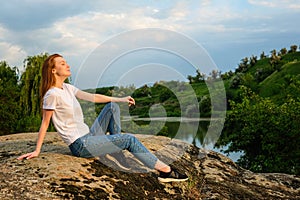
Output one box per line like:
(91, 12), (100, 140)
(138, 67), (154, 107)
(221, 86), (300, 175)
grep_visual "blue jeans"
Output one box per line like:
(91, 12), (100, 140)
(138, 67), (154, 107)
(69, 102), (158, 169)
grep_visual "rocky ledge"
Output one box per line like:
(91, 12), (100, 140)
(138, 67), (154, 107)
(0, 132), (299, 199)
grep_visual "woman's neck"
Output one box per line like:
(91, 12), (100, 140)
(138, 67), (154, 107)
(54, 77), (66, 89)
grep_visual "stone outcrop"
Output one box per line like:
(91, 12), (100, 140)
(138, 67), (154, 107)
(0, 132), (299, 199)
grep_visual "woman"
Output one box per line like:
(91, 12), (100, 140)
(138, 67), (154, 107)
(18, 54), (188, 183)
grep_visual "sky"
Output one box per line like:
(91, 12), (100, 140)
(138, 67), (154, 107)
(1, 0), (299, 89)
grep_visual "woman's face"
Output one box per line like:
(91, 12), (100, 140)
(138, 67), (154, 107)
(52, 56), (71, 78)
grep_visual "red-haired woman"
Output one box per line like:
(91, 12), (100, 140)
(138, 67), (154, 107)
(18, 54), (188, 182)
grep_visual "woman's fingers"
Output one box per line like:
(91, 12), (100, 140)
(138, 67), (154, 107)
(17, 153), (29, 160)
(129, 96), (135, 105)
(126, 96), (135, 106)
(17, 152), (38, 160)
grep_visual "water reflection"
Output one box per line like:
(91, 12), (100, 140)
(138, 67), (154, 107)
(122, 117), (210, 148)
(122, 117), (242, 162)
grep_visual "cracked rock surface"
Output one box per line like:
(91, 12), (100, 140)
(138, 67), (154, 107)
(0, 132), (299, 199)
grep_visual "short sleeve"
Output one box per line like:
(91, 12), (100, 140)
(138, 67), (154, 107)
(43, 91), (57, 110)
(64, 83), (79, 95)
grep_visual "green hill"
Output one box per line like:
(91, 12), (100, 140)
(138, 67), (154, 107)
(225, 51), (300, 105)
(259, 60), (300, 102)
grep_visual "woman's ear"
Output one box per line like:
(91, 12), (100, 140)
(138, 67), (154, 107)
(52, 69), (56, 74)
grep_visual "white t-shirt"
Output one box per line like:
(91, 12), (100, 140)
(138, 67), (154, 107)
(43, 83), (89, 145)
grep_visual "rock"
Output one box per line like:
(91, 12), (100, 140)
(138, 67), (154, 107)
(0, 132), (299, 199)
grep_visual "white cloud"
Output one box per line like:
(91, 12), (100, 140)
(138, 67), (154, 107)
(51, 7), (185, 43)
(248, 0), (276, 7)
(288, 3), (300, 9)
(0, 42), (27, 68)
(201, 0), (212, 6)
(0, 26), (27, 67)
(0, 0), (97, 31)
(248, 0), (300, 9)
(0, 0), (299, 78)
(169, 1), (189, 20)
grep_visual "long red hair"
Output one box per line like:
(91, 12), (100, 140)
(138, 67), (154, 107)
(40, 54), (62, 102)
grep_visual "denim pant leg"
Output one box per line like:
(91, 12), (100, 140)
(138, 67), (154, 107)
(76, 133), (158, 169)
(90, 102), (121, 135)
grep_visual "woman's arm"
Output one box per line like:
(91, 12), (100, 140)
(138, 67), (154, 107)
(76, 90), (135, 105)
(17, 109), (53, 160)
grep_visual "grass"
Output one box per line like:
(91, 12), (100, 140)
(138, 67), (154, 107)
(259, 61), (300, 102)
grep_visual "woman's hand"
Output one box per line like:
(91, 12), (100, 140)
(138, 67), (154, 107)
(17, 150), (40, 160)
(123, 96), (135, 106)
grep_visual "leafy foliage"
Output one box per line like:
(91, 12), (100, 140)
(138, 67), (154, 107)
(221, 86), (300, 174)
(218, 46), (300, 175)
(0, 61), (21, 135)
(17, 53), (49, 132)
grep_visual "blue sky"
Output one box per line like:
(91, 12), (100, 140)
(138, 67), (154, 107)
(1, 0), (299, 88)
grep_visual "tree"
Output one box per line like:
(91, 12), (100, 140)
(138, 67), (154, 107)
(187, 75), (193, 84)
(230, 73), (243, 89)
(209, 69), (220, 80)
(0, 61), (21, 135)
(18, 53), (49, 131)
(270, 49), (277, 57)
(260, 51), (267, 59)
(17, 53), (72, 132)
(254, 68), (264, 82)
(195, 69), (206, 82)
(240, 73), (257, 92)
(221, 70), (234, 80)
(199, 95), (211, 116)
(132, 84), (151, 98)
(187, 69), (206, 84)
(289, 45), (298, 53)
(269, 52), (282, 71)
(236, 57), (249, 73)
(279, 48), (287, 56)
(220, 86), (300, 175)
(250, 55), (257, 67)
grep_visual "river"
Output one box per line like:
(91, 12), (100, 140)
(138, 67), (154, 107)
(121, 117), (243, 162)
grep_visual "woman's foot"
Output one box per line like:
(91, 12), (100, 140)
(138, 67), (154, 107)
(158, 168), (188, 182)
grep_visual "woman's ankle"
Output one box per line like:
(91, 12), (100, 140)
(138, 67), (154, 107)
(155, 163), (171, 173)
(159, 166), (171, 173)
